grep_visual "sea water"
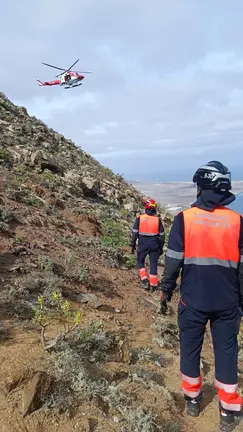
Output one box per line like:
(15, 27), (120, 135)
(228, 194), (243, 215)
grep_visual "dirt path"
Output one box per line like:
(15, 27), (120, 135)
(0, 271), (242, 432)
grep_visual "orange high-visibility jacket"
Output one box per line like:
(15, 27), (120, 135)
(138, 214), (160, 236)
(131, 211), (165, 249)
(183, 208), (241, 269)
(162, 206), (243, 311)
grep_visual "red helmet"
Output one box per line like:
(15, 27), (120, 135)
(144, 198), (157, 209)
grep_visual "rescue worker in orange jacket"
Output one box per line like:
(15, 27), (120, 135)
(160, 161), (243, 432)
(130, 199), (165, 291)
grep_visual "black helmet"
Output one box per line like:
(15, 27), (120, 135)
(193, 160), (231, 192)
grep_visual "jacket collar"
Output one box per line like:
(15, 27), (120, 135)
(191, 189), (235, 212)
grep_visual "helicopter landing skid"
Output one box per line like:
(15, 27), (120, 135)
(65, 83), (82, 89)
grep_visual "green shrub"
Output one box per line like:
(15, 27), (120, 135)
(0, 149), (12, 164)
(33, 290), (81, 350)
(102, 219), (128, 247)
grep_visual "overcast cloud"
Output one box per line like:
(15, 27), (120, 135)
(1, 0), (243, 180)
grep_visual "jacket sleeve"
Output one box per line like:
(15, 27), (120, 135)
(130, 216), (140, 245)
(239, 216), (243, 302)
(161, 211), (184, 293)
(158, 217), (165, 248)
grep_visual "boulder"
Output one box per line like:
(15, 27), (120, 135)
(80, 176), (101, 199)
(76, 293), (102, 309)
(30, 150), (43, 166)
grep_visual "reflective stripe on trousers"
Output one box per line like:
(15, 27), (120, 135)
(181, 373), (202, 398)
(139, 268), (147, 280)
(149, 274), (158, 287)
(215, 379), (242, 412)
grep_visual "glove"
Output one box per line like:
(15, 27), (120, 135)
(131, 244), (136, 255)
(160, 291), (172, 314)
(158, 239), (164, 256)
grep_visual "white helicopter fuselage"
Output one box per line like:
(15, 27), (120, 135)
(59, 73), (83, 88)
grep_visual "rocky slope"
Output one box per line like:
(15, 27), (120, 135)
(0, 93), (179, 432)
(0, 93), (241, 432)
(0, 92), (146, 213)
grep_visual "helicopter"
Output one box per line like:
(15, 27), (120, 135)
(35, 59), (92, 89)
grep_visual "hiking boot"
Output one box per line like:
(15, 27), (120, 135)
(150, 285), (158, 292)
(141, 279), (149, 290)
(185, 394), (202, 417)
(220, 407), (243, 431)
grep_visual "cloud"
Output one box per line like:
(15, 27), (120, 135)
(1, 0), (243, 180)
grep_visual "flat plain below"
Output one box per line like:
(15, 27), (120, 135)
(133, 180), (243, 213)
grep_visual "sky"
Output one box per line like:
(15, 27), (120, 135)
(1, 0), (243, 181)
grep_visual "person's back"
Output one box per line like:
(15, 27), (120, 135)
(175, 205), (242, 311)
(160, 161), (243, 432)
(130, 199), (165, 291)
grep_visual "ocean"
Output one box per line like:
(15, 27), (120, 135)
(228, 194), (243, 214)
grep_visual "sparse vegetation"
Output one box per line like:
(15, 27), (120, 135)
(102, 219), (128, 247)
(131, 347), (155, 363)
(152, 318), (179, 349)
(123, 253), (137, 268)
(15, 164), (28, 174)
(0, 148), (12, 165)
(124, 407), (159, 432)
(10, 187), (43, 207)
(102, 166), (114, 178)
(165, 422), (181, 432)
(33, 290), (81, 350)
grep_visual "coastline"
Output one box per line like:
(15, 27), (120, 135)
(132, 181), (243, 214)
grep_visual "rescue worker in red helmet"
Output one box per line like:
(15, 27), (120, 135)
(159, 161), (243, 431)
(130, 198), (165, 291)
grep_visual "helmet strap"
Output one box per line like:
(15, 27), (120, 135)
(196, 184), (202, 197)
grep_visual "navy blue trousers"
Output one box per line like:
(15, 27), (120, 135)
(137, 248), (160, 276)
(178, 301), (242, 384)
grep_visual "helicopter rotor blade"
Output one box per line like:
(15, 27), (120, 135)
(55, 60), (81, 77)
(73, 71), (92, 74)
(67, 59), (80, 71)
(42, 62), (66, 71)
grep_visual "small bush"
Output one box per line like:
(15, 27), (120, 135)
(15, 164), (28, 174)
(33, 291), (81, 350)
(130, 347), (155, 363)
(38, 256), (54, 272)
(102, 219), (128, 247)
(124, 407), (158, 432)
(11, 188), (43, 207)
(123, 254), (137, 269)
(102, 166), (114, 178)
(152, 318), (179, 349)
(61, 251), (88, 282)
(165, 422), (181, 432)
(78, 267), (88, 282)
(0, 207), (20, 232)
(0, 149), (12, 165)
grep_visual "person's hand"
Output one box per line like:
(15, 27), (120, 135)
(160, 291), (172, 314)
(131, 244), (136, 255)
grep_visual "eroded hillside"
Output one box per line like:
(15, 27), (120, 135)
(0, 93), (242, 432)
